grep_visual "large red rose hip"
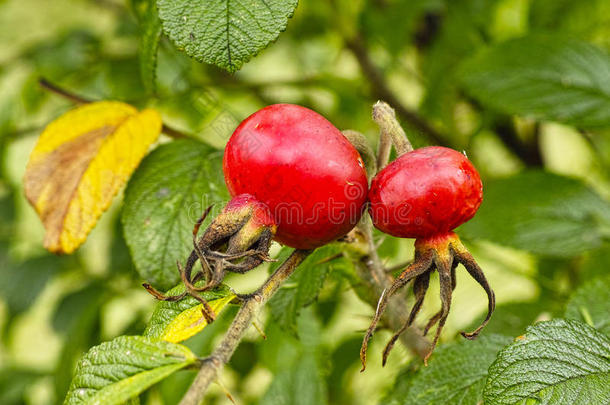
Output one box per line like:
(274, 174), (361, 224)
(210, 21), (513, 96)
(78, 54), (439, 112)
(368, 146), (483, 238)
(223, 104), (368, 249)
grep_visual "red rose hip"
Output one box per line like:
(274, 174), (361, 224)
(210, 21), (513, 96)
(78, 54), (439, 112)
(223, 104), (368, 249)
(361, 146), (494, 370)
(369, 146), (483, 238)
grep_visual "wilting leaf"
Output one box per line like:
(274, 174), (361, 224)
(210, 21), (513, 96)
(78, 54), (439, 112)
(144, 282), (233, 341)
(24, 101), (161, 254)
(161, 293), (235, 343)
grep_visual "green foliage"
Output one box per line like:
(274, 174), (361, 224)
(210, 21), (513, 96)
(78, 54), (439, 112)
(131, 0), (163, 93)
(460, 171), (610, 256)
(484, 319), (610, 404)
(157, 0), (298, 72)
(3, 1), (610, 404)
(384, 335), (511, 405)
(64, 336), (197, 405)
(260, 308), (328, 405)
(268, 244), (351, 335)
(565, 275), (610, 335)
(122, 139), (229, 290)
(459, 35), (610, 127)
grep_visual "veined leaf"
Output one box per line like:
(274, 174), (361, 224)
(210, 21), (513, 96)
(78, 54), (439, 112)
(565, 275), (610, 336)
(144, 282), (233, 341)
(484, 319), (610, 404)
(384, 335), (511, 405)
(24, 101), (162, 254)
(122, 140), (229, 290)
(157, 0), (298, 72)
(64, 336), (197, 405)
(459, 35), (610, 127)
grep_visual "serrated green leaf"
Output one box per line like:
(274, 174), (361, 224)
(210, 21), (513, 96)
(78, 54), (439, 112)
(565, 275), (610, 336)
(144, 282), (232, 340)
(460, 171), (610, 257)
(157, 0), (298, 72)
(484, 319), (610, 405)
(132, 0), (162, 93)
(459, 35), (610, 127)
(64, 336), (197, 405)
(384, 335), (511, 405)
(122, 140), (229, 290)
(268, 245), (347, 335)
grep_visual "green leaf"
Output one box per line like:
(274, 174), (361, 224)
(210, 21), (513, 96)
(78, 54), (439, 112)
(565, 275), (610, 336)
(460, 171), (610, 257)
(529, 0), (610, 49)
(459, 35), (610, 127)
(122, 139), (229, 290)
(484, 319), (610, 405)
(260, 354), (326, 405)
(157, 0), (298, 72)
(64, 336), (197, 405)
(53, 283), (107, 400)
(144, 282), (232, 340)
(260, 308), (327, 405)
(268, 245), (347, 335)
(385, 335), (511, 405)
(132, 0), (162, 93)
(420, 0), (498, 126)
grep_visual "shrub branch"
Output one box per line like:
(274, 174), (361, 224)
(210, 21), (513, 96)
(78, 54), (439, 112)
(179, 249), (312, 405)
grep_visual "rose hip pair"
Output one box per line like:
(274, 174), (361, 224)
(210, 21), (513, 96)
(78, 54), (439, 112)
(154, 103), (494, 365)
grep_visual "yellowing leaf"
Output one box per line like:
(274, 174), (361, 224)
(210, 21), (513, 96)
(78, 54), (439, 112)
(24, 101), (162, 254)
(161, 294), (235, 343)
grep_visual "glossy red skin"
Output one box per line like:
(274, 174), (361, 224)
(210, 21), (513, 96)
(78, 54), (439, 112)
(223, 104), (369, 249)
(369, 146), (482, 239)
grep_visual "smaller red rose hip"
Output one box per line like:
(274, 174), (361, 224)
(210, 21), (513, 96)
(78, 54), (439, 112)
(368, 146), (482, 238)
(360, 146), (495, 369)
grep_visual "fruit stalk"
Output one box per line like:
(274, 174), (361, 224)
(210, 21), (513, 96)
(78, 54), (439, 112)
(372, 100), (414, 164)
(178, 249), (312, 405)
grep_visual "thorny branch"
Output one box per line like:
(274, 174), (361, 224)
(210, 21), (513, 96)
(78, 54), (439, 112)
(178, 249), (312, 405)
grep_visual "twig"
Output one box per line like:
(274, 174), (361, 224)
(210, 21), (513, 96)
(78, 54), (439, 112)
(179, 249), (312, 405)
(38, 78), (191, 139)
(343, 36), (447, 147)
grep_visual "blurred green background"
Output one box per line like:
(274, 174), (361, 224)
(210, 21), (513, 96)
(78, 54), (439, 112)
(1, 0), (609, 404)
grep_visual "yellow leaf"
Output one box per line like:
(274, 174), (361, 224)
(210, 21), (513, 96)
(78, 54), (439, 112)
(24, 101), (162, 254)
(161, 294), (236, 343)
